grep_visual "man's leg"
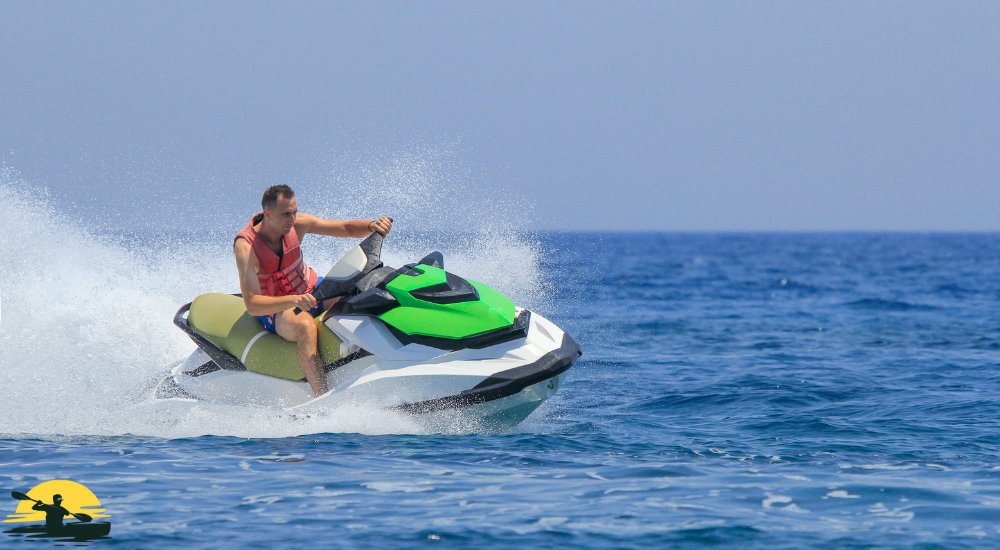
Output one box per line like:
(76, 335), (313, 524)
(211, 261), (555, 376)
(274, 309), (329, 397)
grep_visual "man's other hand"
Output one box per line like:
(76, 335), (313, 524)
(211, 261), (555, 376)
(369, 217), (392, 235)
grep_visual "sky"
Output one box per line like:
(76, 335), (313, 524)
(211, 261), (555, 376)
(1, 1), (998, 231)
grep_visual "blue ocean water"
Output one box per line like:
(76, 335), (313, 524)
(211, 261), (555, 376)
(4, 232), (1000, 548)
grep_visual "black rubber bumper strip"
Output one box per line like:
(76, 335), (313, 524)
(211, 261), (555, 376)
(174, 301), (247, 372)
(393, 332), (582, 414)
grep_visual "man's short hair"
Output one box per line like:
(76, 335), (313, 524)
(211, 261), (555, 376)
(262, 185), (295, 211)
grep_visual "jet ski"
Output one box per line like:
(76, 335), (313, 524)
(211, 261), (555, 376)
(158, 230), (581, 428)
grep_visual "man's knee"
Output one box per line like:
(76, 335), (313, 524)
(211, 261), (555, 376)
(291, 313), (317, 339)
(276, 310), (317, 342)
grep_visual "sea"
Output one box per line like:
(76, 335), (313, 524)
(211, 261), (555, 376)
(3, 177), (1000, 548)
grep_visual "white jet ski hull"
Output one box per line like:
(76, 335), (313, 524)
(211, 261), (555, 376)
(157, 310), (579, 429)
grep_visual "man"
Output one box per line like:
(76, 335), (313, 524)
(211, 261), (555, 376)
(32, 494), (70, 530)
(234, 185), (392, 397)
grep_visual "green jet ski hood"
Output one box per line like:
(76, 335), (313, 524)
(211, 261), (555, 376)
(380, 264), (516, 339)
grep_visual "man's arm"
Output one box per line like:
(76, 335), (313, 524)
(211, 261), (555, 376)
(295, 213), (392, 238)
(234, 239), (317, 316)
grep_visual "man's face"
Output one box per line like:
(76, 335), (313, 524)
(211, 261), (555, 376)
(264, 196), (297, 235)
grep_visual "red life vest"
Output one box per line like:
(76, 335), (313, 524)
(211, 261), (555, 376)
(235, 213), (318, 297)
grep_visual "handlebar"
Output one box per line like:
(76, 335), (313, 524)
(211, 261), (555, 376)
(292, 218), (391, 314)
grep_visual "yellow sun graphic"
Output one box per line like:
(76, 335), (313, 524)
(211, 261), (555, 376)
(4, 480), (109, 523)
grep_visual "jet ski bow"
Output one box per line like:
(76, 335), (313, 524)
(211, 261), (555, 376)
(161, 231), (581, 428)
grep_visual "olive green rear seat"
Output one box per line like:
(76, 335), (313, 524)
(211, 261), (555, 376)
(187, 293), (343, 380)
